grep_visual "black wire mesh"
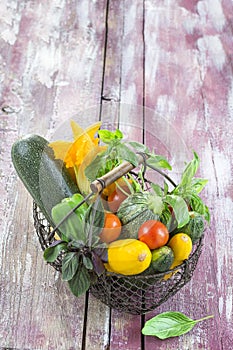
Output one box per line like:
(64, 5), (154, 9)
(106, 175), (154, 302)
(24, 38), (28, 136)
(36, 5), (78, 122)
(33, 201), (204, 315)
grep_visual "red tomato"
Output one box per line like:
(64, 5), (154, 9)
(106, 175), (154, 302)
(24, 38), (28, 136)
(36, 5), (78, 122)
(138, 220), (169, 249)
(107, 186), (130, 213)
(99, 213), (122, 243)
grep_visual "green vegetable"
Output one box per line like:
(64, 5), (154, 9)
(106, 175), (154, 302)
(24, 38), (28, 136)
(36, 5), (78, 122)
(11, 134), (79, 225)
(146, 246), (174, 273)
(43, 195), (106, 298)
(142, 311), (213, 339)
(172, 212), (205, 243)
(51, 193), (88, 242)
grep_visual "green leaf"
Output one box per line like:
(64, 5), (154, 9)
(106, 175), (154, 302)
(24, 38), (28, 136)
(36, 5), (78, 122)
(142, 311), (213, 340)
(151, 183), (163, 197)
(164, 194), (190, 228)
(189, 193), (210, 223)
(84, 151), (109, 181)
(51, 194), (88, 242)
(62, 252), (80, 281)
(116, 143), (139, 166)
(164, 181), (169, 196)
(191, 178), (208, 194)
(146, 154), (172, 170)
(43, 241), (67, 262)
(82, 255), (93, 270)
(68, 264), (91, 297)
(178, 152), (199, 191)
(98, 129), (123, 143)
(127, 141), (148, 153)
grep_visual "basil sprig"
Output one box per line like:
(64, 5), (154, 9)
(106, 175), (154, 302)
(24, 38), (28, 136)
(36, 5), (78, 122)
(85, 128), (172, 182)
(43, 194), (106, 298)
(142, 311), (213, 339)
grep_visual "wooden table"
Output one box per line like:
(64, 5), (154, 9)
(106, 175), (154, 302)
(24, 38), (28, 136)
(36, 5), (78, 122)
(1, 1), (233, 349)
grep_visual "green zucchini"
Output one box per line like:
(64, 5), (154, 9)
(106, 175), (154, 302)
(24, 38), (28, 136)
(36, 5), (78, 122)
(11, 134), (79, 225)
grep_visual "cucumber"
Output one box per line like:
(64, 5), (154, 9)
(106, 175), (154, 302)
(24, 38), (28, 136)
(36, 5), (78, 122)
(11, 134), (79, 225)
(150, 246), (174, 272)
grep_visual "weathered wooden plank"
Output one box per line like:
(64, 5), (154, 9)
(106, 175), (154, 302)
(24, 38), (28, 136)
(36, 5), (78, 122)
(143, 0), (233, 349)
(0, 0), (107, 349)
(108, 2), (145, 350)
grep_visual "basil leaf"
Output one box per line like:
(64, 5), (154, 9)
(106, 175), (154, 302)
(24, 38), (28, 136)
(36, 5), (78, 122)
(62, 252), (80, 281)
(68, 264), (91, 297)
(127, 141), (148, 153)
(191, 178), (208, 194)
(178, 152), (199, 191)
(91, 251), (105, 276)
(82, 255), (93, 270)
(151, 183), (163, 197)
(98, 129), (123, 143)
(164, 195), (190, 228)
(116, 143), (139, 166)
(142, 311), (213, 340)
(84, 151), (108, 181)
(43, 241), (67, 262)
(146, 154), (172, 170)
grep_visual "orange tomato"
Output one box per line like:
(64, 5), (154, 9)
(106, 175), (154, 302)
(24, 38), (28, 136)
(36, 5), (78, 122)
(138, 220), (169, 250)
(99, 213), (122, 243)
(107, 185), (131, 212)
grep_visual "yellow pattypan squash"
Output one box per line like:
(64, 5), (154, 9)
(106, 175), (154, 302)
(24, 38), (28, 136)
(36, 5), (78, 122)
(107, 239), (152, 275)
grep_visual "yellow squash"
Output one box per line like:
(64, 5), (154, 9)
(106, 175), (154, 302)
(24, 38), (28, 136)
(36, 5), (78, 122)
(107, 239), (152, 275)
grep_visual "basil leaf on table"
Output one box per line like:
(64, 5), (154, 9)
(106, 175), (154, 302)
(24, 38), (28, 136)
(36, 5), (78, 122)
(142, 311), (213, 340)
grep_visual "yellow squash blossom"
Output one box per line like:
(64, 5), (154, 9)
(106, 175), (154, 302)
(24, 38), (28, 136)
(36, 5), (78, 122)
(49, 120), (102, 168)
(49, 120), (103, 194)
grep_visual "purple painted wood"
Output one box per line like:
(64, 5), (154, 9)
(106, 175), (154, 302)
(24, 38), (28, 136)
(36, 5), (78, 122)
(0, 0), (233, 349)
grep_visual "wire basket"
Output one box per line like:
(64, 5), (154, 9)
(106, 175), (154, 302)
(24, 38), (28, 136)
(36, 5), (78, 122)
(33, 181), (204, 315)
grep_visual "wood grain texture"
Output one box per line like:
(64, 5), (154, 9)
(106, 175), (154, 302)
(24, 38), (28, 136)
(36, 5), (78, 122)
(1, 0), (233, 349)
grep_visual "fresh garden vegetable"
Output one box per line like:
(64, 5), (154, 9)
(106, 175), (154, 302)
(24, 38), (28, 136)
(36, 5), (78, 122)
(174, 212), (205, 243)
(138, 220), (169, 250)
(11, 134), (79, 225)
(107, 239), (152, 275)
(107, 184), (131, 212)
(99, 212), (122, 243)
(142, 311), (214, 339)
(44, 197), (106, 297)
(51, 193), (88, 242)
(146, 246), (174, 273)
(119, 209), (159, 240)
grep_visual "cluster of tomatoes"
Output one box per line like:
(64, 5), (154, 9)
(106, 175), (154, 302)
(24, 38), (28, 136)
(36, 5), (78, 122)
(99, 182), (169, 250)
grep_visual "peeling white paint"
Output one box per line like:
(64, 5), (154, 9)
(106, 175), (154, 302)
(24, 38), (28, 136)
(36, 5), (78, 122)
(197, 0), (226, 32)
(197, 35), (226, 71)
(227, 78), (233, 119)
(226, 289), (233, 322)
(157, 95), (177, 116)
